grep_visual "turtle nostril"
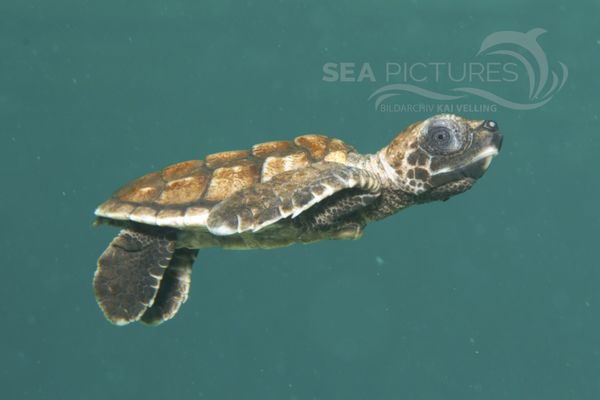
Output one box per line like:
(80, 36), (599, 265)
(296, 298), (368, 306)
(483, 120), (499, 132)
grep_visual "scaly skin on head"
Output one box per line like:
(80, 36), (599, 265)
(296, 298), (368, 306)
(361, 114), (503, 221)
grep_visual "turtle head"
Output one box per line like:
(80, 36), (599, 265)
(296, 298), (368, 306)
(380, 114), (502, 201)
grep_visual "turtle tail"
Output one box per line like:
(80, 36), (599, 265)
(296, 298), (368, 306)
(93, 226), (197, 326)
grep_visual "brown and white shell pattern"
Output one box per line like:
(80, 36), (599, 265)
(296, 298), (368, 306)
(95, 135), (356, 229)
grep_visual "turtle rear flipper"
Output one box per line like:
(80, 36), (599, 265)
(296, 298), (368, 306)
(140, 248), (197, 325)
(93, 227), (176, 325)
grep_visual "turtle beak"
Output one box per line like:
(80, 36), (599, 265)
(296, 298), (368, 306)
(466, 125), (503, 177)
(491, 132), (503, 151)
(463, 147), (498, 178)
(479, 132), (503, 171)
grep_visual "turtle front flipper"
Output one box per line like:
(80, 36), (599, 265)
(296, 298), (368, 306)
(93, 227), (176, 325)
(140, 248), (197, 325)
(207, 162), (382, 235)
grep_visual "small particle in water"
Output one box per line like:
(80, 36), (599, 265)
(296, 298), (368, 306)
(469, 383), (483, 392)
(375, 256), (384, 265)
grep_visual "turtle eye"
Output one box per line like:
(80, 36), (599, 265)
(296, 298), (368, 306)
(430, 126), (451, 144)
(424, 123), (462, 154)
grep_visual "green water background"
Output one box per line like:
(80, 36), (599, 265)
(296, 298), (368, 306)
(1, 1), (599, 399)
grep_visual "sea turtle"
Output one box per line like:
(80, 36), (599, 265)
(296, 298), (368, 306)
(93, 114), (502, 326)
